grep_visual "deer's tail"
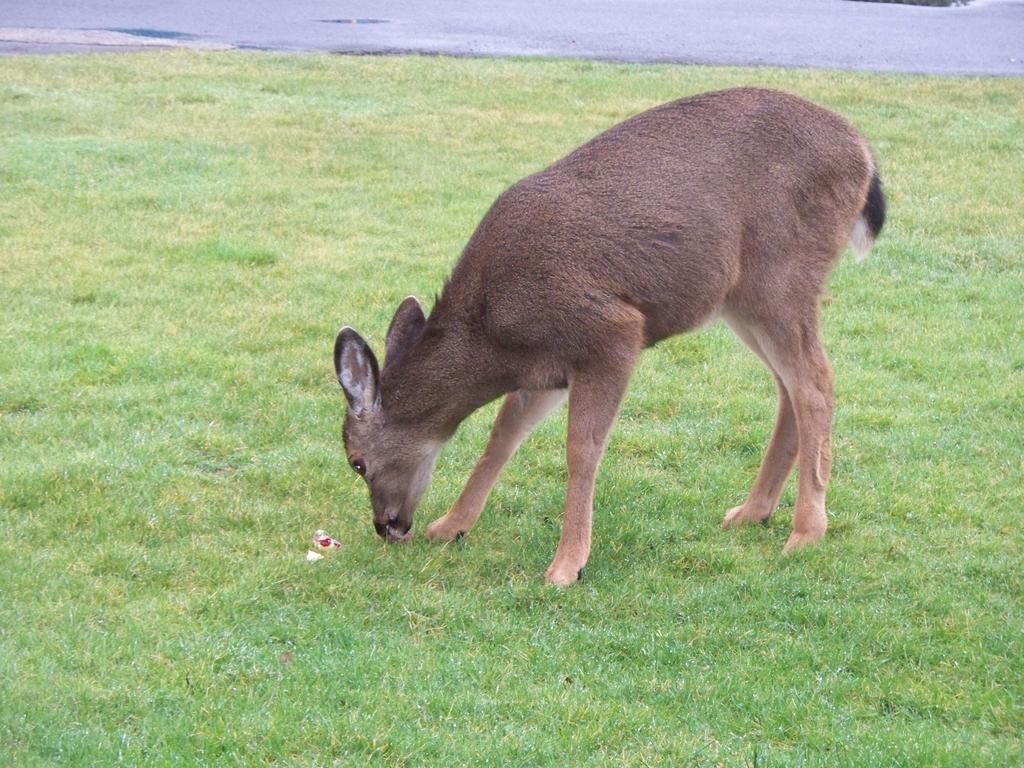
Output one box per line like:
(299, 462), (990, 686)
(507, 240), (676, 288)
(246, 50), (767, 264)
(849, 167), (886, 262)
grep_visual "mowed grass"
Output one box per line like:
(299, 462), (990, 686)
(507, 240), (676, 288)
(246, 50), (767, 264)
(0, 52), (1021, 766)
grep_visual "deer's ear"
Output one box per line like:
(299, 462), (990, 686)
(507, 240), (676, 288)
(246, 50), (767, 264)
(385, 296), (426, 368)
(334, 327), (380, 414)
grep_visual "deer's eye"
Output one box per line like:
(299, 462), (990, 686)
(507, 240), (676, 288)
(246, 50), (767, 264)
(350, 458), (366, 476)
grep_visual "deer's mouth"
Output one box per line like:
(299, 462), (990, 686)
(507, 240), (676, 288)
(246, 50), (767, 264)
(374, 518), (413, 542)
(385, 524), (413, 542)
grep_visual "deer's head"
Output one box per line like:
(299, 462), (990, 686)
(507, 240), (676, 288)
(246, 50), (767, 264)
(333, 297), (441, 542)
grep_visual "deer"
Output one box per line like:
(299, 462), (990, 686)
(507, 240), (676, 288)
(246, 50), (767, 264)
(333, 87), (886, 585)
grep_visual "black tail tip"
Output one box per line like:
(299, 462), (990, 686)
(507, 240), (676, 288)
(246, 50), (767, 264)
(863, 169), (886, 240)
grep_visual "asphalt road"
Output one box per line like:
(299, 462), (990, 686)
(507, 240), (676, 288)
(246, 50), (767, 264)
(2, 0), (1022, 75)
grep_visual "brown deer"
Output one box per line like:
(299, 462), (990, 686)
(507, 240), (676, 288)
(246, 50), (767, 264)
(333, 87), (886, 585)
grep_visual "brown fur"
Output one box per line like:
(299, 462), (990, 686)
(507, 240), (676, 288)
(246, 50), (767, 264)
(334, 87), (882, 584)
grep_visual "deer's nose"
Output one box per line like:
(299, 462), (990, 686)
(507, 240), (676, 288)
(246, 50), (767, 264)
(384, 521), (413, 542)
(373, 509), (399, 539)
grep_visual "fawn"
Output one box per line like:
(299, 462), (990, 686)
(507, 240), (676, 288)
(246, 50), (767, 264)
(333, 87), (885, 585)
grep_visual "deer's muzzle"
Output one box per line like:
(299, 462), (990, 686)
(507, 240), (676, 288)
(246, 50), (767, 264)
(373, 515), (413, 542)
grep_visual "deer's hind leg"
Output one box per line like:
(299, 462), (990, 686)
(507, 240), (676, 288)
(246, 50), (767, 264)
(722, 311), (799, 528)
(722, 308), (833, 551)
(777, 327), (833, 552)
(426, 388), (566, 542)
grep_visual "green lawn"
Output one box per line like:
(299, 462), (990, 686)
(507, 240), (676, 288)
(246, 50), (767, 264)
(1, 52), (1021, 766)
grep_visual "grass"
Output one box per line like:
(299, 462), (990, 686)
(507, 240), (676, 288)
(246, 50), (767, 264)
(0, 51), (1021, 766)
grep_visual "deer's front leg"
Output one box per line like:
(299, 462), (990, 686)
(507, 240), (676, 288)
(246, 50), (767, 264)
(426, 388), (566, 542)
(545, 353), (636, 586)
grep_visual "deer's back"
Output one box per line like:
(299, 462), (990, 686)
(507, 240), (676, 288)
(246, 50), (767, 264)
(441, 88), (872, 362)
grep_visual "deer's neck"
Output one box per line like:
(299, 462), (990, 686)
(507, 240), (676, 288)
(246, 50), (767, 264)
(380, 319), (509, 439)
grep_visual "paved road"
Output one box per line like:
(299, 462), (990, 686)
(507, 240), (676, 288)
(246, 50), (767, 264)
(2, 0), (1022, 75)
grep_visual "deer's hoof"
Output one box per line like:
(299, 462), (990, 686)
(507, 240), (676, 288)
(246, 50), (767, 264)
(425, 515), (463, 542)
(544, 561), (583, 586)
(722, 504), (771, 529)
(782, 528), (825, 553)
